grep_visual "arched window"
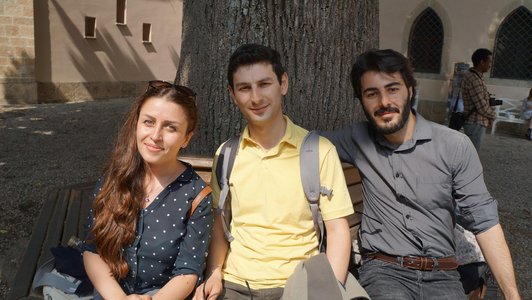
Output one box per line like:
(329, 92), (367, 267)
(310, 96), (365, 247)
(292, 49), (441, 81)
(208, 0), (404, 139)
(408, 8), (444, 74)
(492, 6), (532, 80)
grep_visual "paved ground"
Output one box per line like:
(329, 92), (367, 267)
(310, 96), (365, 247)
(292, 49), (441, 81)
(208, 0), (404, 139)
(0, 98), (530, 299)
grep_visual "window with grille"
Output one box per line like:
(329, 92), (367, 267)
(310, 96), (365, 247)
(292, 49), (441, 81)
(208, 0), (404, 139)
(492, 6), (532, 80)
(408, 8), (444, 74)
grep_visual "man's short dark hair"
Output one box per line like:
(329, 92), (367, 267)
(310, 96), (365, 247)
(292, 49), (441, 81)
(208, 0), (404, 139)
(350, 49), (417, 104)
(227, 44), (285, 88)
(471, 48), (492, 67)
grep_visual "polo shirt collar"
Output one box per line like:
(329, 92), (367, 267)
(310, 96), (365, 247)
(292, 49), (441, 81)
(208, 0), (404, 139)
(279, 116), (299, 148)
(375, 109), (432, 151)
(241, 115), (298, 149)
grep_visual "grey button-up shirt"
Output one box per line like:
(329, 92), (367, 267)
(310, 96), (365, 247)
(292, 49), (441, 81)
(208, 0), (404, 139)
(322, 112), (498, 258)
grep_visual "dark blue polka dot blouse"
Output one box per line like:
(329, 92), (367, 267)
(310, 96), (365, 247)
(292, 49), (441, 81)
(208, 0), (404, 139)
(83, 163), (214, 294)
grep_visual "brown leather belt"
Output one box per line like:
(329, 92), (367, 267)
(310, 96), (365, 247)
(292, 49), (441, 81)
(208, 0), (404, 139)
(364, 253), (459, 271)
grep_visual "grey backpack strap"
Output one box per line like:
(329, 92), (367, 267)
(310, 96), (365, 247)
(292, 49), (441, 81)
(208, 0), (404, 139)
(215, 135), (241, 242)
(32, 258), (81, 294)
(300, 131), (332, 252)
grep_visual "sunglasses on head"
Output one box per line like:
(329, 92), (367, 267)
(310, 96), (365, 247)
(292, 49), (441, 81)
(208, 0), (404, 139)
(146, 80), (197, 98)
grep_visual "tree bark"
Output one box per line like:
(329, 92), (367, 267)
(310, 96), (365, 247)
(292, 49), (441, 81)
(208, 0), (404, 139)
(176, 0), (379, 155)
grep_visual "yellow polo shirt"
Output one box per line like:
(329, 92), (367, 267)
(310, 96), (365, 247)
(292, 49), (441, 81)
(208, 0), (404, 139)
(211, 117), (354, 289)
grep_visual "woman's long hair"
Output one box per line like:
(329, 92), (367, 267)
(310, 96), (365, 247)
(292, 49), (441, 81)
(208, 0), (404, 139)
(90, 84), (197, 279)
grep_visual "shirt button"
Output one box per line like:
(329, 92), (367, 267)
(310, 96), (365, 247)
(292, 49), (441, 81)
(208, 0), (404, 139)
(406, 214), (411, 219)
(395, 172), (400, 178)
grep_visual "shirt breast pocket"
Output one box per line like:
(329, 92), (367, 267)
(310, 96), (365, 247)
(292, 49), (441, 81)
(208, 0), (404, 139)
(415, 176), (452, 210)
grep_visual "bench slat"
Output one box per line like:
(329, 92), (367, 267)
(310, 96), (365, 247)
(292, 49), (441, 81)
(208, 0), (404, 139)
(348, 184), (363, 204)
(343, 163), (361, 186)
(180, 156), (213, 170)
(62, 189), (83, 245)
(8, 189), (59, 300)
(78, 186), (95, 237)
(37, 189), (70, 268)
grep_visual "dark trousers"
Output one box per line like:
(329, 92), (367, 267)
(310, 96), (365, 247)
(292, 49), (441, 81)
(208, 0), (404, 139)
(457, 262), (489, 294)
(359, 258), (467, 300)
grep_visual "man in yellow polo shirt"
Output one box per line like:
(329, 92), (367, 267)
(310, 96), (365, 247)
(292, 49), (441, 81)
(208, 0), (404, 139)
(193, 44), (354, 300)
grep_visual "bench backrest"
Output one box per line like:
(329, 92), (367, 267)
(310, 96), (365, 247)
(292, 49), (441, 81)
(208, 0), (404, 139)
(495, 97), (525, 119)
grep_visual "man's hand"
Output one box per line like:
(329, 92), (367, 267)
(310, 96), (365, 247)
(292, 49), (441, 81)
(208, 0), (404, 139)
(192, 269), (223, 300)
(476, 224), (521, 300)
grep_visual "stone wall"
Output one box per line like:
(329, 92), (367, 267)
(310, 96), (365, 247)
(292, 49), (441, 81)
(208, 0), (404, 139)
(0, 0), (36, 104)
(37, 81), (147, 103)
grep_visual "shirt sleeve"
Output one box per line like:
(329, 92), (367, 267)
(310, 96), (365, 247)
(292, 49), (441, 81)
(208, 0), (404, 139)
(317, 137), (355, 221)
(319, 126), (357, 164)
(451, 135), (499, 234)
(172, 183), (214, 277)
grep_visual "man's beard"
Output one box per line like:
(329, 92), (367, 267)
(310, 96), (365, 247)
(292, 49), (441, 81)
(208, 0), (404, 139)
(364, 97), (411, 135)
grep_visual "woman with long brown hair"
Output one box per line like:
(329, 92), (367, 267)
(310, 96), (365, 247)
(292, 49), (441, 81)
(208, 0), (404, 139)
(83, 81), (213, 300)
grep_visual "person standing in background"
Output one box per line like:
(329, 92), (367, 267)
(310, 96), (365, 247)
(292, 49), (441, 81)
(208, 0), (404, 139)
(461, 48), (496, 152)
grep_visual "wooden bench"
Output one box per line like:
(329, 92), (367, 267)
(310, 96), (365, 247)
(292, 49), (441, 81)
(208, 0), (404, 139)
(491, 97), (526, 134)
(8, 157), (362, 299)
(8, 182), (96, 300)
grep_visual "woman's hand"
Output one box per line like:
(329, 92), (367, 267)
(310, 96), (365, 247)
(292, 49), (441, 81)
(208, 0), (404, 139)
(124, 294), (152, 300)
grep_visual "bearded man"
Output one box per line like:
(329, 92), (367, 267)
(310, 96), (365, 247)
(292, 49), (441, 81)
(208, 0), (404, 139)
(321, 49), (520, 300)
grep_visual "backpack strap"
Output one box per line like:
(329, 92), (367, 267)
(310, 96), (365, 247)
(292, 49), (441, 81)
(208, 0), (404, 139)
(215, 132), (332, 250)
(300, 131), (332, 252)
(187, 186), (212, 219)
(215, 135), (241, 242)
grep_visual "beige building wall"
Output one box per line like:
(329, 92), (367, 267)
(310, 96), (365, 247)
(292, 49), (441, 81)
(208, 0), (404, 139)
(34, 0), (183, 103)
(0, 0), (37, 104)
(380, 0), (532, 123)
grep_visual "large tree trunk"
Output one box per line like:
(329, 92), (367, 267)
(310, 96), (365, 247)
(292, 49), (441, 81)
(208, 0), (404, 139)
(176, 0), (378, 155)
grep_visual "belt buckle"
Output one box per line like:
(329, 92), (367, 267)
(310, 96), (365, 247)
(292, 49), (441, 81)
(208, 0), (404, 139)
(431, 257), (439, 270)
(418, 257), (438, 271)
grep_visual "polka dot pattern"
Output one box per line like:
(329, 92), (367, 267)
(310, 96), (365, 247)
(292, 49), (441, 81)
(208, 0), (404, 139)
(82, 163), (214, 294)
